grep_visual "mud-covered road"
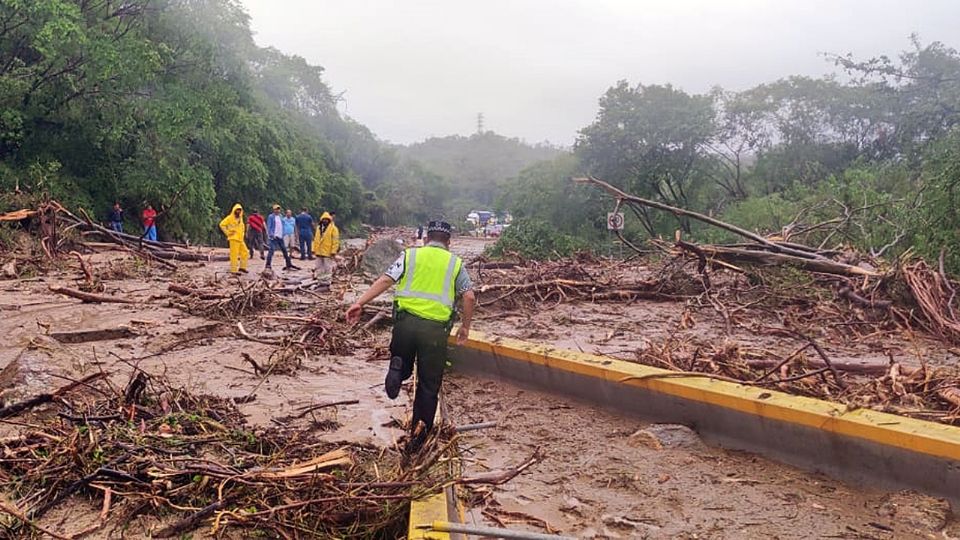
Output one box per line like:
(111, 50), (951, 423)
(0, 232), (955, 538)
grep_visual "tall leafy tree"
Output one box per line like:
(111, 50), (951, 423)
(576, 82), (716, 233)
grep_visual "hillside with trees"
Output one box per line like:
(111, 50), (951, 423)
(498, 38), (960, 272)
(400, 131), (562, 210)
(0, 0), (378, 241)
(0, 0), (495, 241)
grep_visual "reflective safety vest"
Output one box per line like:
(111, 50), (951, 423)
(395, 246), (463, 323)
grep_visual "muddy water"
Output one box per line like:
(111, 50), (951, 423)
(445, 375), (953, 539)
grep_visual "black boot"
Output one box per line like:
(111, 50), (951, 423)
(403, 420), (429, 455)
(384, 356), (404, 399)
(403, 429), (428, 455)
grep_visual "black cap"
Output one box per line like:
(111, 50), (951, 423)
(427, 220), (452, 235)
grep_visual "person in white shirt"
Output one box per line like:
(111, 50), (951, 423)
(265, 204), (299, 271)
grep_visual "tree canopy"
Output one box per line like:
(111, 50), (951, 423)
(498, 39), (960, 270)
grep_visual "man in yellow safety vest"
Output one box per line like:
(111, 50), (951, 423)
(346, 220), (476, 453)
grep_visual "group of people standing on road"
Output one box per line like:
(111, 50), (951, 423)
(109, 198), (468, 457)
(105, 202), (158, 241)
(218, 203), (339, 278)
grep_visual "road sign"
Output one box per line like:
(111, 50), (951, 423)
(607, 212), (624, 231)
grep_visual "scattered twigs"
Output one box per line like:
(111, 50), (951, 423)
(457, 448), (543, 486)
(476, 259), (687, 309)
(70, 250), (102, 292)
(0, 372), (107, 419)
(169, 279), (280, 319)
(0, 500), (74, 540)
(937, 387), (960, 409)
(240, 352), (266, 375)
(0, 372), (456, 538)
(153, 497), (236, 538)
(903, 260), (960, 344)
(792, 332), (846, 389)
(278, 400), (360, 422)
(236, 321), (282, 346)
(455, 421), (498, 433)
(839, 285), (892, 309)
(752, 344), (811, 383)
(168, 283), (229, 300)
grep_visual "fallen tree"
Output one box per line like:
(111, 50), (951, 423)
(574, 175), (876, 277)
(570, 175), (960, 347)
(0, 201), (227, 269)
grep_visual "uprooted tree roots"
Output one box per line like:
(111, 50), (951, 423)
(474, 252), (699, 310)
(0, 371), (461, 539)
(474, 247), (960, 426)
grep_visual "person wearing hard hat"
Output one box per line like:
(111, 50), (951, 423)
(345, 220), (476, 454)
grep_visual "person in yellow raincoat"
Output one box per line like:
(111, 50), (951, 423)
(311, 211), (339, 282)
(219, 203), (249, 274)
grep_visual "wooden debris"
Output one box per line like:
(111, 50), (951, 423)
(49, 327), (136, 344)
(0, 372), (107, 419)
(0, 372), (479, 538)
(49, 286), (138, 304)
(277, 400), (360, 423)
(0, 209), (37, 222)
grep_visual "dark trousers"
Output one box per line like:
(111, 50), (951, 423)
(246, 229), (265, 258)
(298, 231), (313, 259)
(266, 236), (293, 268)
(390, 312), (449, 433)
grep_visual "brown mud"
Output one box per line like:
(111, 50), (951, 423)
(0, 233), (956, 538)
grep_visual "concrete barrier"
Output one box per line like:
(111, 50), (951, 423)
(449, 331), (960, 505)
(408, 396), (465, 540)
(409, 488), (462, 540)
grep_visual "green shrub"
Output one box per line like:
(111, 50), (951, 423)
(486, 218), (586, 260)
(912, 130), (960, 273)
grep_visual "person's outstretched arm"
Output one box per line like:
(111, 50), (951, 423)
(457, 290), (476, 344)
(346, 275), (394, 323)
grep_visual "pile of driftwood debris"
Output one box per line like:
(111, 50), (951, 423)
(468, 176), (960, 349)
(0, 368), (541, 539)
(618, 336), (960, 424)
(471, 252), (696, 309)
(0, 199), (224, 274)
(168, 280), (283, 320)
(466, 177), (960, 424)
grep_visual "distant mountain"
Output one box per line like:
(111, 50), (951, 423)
(399, 132), (563, 207)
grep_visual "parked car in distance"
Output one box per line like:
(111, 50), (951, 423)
(485, 224), (504, 237)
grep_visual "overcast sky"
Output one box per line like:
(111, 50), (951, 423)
(240, 0), (960, 146)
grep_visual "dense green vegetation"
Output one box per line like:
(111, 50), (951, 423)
(487, 217), (585, 260)
(5, 2), (959, 272)
(498, 38), (960, 271)
(0, 0), (368, 241)
(401, 131), (561, 210)
(0, 0), (554, 241)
